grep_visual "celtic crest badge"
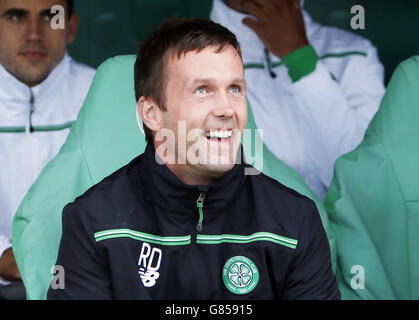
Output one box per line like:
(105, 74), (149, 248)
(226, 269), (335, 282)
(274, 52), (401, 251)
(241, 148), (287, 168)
(222, 256), (259, 295)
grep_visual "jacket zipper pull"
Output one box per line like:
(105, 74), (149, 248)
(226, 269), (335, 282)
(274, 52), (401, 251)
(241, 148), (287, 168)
(264, 47), (277, 79)
(29, 90), (35, 133)
(196, 192), (206, 232)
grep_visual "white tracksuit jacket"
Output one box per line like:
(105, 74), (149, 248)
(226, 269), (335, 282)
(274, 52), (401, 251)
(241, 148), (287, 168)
(0, 53), (95, 283)
(211, 0), (386, 200)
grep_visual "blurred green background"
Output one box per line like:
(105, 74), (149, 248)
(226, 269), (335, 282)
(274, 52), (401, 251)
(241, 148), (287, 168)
(68, 0), (419, 84)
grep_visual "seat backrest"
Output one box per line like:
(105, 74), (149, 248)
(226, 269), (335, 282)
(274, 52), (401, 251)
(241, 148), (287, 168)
(325, 56), (419, 299)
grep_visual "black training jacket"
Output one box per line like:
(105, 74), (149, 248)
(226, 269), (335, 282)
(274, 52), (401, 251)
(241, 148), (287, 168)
(48, 144), (340, 300)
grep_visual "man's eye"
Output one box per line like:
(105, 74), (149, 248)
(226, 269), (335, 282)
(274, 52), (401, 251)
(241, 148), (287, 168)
(196, 87), (207, 94)
(230, 86), (240, 93)
(8, 13), (24, 21)
(42, 13), (55, 22)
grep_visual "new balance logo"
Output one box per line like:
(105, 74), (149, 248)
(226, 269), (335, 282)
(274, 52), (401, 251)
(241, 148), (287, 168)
(138, 242), (162, 288)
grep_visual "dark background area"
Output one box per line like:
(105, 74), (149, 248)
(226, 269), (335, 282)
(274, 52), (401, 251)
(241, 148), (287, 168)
(68, 0), (419, 85)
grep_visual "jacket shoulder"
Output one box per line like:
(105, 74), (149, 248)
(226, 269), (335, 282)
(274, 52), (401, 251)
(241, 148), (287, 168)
(65, 155), (145, 227)
(310, 23), (376, 56)
(249, 171), (318, 216)
(68, 57), (96, 80)
(62, 56), (96, 115)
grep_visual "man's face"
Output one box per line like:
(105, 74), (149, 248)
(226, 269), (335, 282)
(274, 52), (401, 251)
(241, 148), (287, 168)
(159, 45), (247, 184)
(0, 0), (78, 87)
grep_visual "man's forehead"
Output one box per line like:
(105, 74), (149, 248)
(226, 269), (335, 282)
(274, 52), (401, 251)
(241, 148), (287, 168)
(187, 76), (246, 89)
(167, 45), (244, 77)
(0, 0), (67, 12)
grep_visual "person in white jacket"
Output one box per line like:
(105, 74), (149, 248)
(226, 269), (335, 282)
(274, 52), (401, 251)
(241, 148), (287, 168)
(211, 0), (386, 200)
(0, 0), (95, 296)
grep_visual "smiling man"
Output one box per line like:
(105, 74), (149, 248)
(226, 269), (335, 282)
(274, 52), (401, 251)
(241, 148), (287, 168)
(47, 18), (339, 300)
(0, 0), (94, 298)
(141, 42), (247, 186)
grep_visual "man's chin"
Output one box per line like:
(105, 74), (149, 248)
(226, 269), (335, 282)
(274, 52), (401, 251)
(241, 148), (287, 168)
(10, 60), (53, 86)
(201, 150), (241, 173)
(201, 162), (236, 178)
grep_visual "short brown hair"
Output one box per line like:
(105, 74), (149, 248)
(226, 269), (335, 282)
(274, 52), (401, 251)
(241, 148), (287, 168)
(134, 18), (242, 142)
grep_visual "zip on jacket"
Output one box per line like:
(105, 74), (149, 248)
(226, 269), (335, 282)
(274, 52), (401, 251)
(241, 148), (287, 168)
(28, 89), (35, 133)
(196, 192), (206, 232)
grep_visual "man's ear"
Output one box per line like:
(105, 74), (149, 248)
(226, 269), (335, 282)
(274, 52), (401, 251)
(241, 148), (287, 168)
(138, 96), (162, 133)
(66, 12), (79, 44)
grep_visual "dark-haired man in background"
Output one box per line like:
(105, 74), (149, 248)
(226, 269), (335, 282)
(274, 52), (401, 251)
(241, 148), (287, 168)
(0, 0), (95, 299)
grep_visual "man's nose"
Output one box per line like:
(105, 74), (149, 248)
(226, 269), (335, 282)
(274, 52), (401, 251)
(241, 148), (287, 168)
(213, 93), (235, 118)
(26, 18), (44, 42)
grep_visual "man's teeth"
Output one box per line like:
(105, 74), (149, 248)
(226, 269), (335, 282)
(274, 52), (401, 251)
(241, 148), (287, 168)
(206, 130), (233, 139)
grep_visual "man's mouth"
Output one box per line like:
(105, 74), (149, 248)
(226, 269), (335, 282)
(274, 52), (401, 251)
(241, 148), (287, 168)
(19, 50), (48, 61)
(205, 129), (233, 142)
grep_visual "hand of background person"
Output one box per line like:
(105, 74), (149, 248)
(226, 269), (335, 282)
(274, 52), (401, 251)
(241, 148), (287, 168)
(230, 0), (309, 58)
(0, 248), (22, 282)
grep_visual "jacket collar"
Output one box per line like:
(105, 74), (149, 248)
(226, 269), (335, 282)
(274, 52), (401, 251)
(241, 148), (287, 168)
(138, 143), (246, 214)
(0, 52), (71, 107)
(210, 0), (316, 62)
